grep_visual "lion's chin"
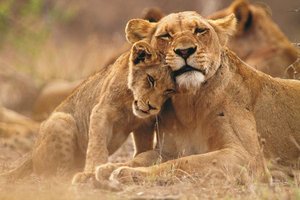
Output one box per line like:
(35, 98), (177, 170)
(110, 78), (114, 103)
(132, 106), (159, 119)
(132, 108), (150, 118)
(175, 71), (205, 89)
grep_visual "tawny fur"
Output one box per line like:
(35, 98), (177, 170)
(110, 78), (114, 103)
(0, 106), (39, 153)
(0, 41), (175, 185)
(97, 11), (300, 185)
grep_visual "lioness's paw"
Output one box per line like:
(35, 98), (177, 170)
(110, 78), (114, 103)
(109, 166), (146, 185)
(95, 163), (120, 182)
(72, 172), (95, 185)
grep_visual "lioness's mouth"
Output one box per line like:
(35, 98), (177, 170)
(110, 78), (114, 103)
(173, 65), (206, 77)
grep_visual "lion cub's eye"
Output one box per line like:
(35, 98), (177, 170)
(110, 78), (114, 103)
(158, 33), (171, 40)
(147, 74), (155, 87)
(194, 28), (208, 35)
(164, 89), (176, 96)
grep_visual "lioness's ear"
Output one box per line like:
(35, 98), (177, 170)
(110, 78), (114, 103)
(208, 14), (237, 46)
(130, 41), (157, 65)
(231, 0), (252, 34)
(125, 19), (157, 44)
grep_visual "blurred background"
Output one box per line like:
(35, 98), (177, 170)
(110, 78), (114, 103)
(0, 0), (299, 85)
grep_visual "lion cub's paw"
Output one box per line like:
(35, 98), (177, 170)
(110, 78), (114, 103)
(109, 166), (146, 185)
(72, 172), (95, 185)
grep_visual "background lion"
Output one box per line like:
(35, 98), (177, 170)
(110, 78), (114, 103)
(208, 0), (300, 78)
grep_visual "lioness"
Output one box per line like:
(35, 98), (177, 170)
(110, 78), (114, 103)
(0, 41), (176, 184)
(208, 0), (300, 78)
(96, 11), (300, 184)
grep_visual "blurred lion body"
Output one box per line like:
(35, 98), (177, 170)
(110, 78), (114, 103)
(209, 0), (299, 78)
(99, 11), (300, 184)
(0, 106), (39, 153)
(32, 80), (82, 121)
(0, 65), (38, 115)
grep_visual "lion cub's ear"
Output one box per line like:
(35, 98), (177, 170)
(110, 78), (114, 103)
(130, 41), (157, 66)
(208, 13), (237, 46)
(126, 19), (157, 44)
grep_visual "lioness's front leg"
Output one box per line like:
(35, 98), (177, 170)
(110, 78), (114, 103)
(111, 148), (249, 184)
(72, 104), (111, 184)
(96, 150), (161, 182)
(111, 112), (265, 184)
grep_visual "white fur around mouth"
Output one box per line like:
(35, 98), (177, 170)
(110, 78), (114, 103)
(133, 107), (149, 118)
(175, 71), (205, 88)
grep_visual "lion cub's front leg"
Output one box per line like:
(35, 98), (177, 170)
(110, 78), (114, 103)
(95, 124), (158, 182)
(72, 104), (111, 185)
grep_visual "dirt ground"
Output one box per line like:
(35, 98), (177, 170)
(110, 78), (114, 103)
(1, 136), (300, 200)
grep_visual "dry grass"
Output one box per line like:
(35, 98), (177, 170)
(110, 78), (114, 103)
(1, 137), (300, 200)
(0, 172), (300, 200)
(0, 33), (124, 87)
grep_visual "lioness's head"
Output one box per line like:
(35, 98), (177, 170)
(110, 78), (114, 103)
(126, 11), (236, 89)
(128, 41), (176, 118)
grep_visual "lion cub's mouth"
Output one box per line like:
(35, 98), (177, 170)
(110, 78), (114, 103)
(133, 101), (151, 118)
(173, 65), (206, 77)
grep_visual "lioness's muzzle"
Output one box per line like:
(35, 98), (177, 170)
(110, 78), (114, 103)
(173, 65), (206, 77)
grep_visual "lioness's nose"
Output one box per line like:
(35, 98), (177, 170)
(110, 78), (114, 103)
(174, 46), (197, 59)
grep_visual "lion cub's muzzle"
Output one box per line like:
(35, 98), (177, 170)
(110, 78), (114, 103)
(132, 100), (159, 118)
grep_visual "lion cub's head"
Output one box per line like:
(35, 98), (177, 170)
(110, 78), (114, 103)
(128, 41), (176, 118)
(126, 12), (236, 89)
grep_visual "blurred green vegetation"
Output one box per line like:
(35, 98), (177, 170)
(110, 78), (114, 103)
(0, 0), (76, 53)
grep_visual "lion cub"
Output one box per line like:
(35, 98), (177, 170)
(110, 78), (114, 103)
(0, 41), (176, 184)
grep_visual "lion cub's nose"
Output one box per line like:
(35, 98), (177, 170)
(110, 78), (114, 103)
(174, 46), (197, 59)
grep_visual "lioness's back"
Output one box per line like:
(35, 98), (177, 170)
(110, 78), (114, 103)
(248, 68), (300, 163)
